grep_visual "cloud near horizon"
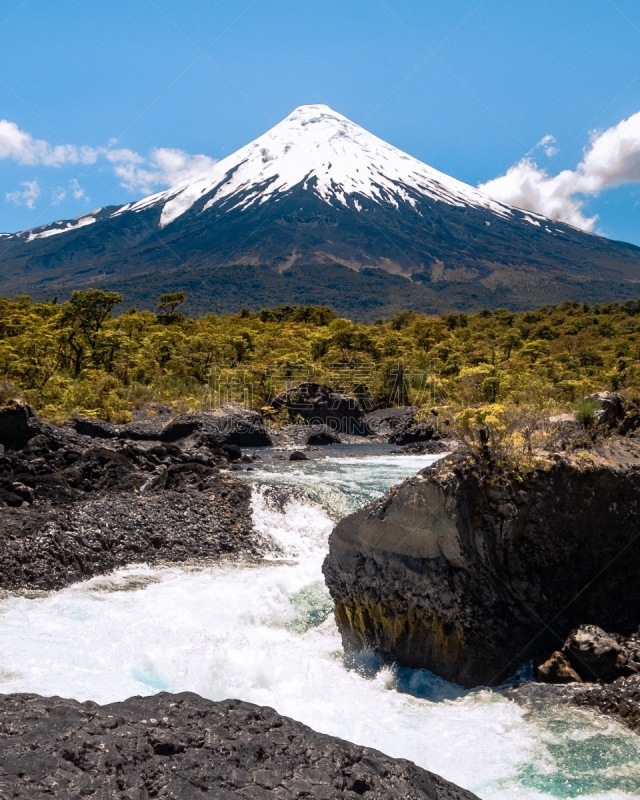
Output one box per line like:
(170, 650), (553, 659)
(6, 180), (41, 209)
(3, 113), (640, 228)
(0, 119), (217, 206)
(479, 111), (640, 231)
(106, 146), (217, 194)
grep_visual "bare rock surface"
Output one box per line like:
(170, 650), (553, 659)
(572, 675), (640, 734)
(365, 407), (418, 438)
(537, 624), (640, 683)
(273, 383), (370, 435)
(0, 403), (273, 591)
(323, 437), (640, 687)
(70, 404), (272, 448)
(0, 692), (480, 800)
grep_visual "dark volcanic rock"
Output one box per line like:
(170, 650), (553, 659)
(118, 418), (167, 440)
(71, 417), (119, 439)
(0, 405), (272, 591)
(268, 423), (348, 450)
(0, 692), (480, 800)
(389, 422), (440, 446)
(573, 675), (640, 733)
(391, 439), (454, 456)
(2, 484), (263, 592)
(365, 407), (418, 438)
(289, 450), (309, 461)
(162, 405), (272, 447)
(323, 442), (640, 687)
(0, 401), (39, 451)
(307, 424), (342, 445)
(537, 651), (583, 684)
(538, 623), (640, 684)
(562, 625), (632, 683)
(365, 407), (445, 446)
(273, 382), (370, 435)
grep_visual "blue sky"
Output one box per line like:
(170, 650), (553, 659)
(1, 0), (639, 243)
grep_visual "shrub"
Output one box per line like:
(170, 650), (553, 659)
(574, 397), (601, 427)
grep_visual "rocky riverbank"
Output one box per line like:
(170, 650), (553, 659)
(0, 692), (480, 799)
(528, 623), (640, 734)
(0, 402), (275, 592)
(572, 675), (640, 733)
(323, 399), (640, 689)
(0, 388), (449, 592)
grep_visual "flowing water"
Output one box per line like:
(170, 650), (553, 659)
(1, 445), (639, 799)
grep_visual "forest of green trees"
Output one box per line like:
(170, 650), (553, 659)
(1, 289), (638, 423)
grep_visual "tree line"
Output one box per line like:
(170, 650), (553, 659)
(0, 289), (638, 422)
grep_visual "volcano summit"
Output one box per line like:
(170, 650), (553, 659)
(1, 104), (639, 317)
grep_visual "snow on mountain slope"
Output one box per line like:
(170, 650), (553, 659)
(25, 215), (97, 242)
(121, 104), (517, 228)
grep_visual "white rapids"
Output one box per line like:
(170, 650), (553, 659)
(0, 448), (638, 799)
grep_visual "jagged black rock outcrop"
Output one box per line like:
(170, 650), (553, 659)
(538, 624), (640, 684)
(572, 675), (640, 734)
(365, 407), (418, 438)
(71, 404), (273, 447)
(0, 403), (272, 591)
(273, 383), (370, 435)
(0, 692), (480, 799)
(323, 441), (640, 688)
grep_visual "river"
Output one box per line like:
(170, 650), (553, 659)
(0, 446), (638, 798)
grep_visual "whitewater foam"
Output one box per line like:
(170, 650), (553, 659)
(0, 451), (638, 799)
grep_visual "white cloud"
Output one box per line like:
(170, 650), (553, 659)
(6, 180), (41, 208)
(69, 178), (88, 200)
(479, 160), (596, 230)
(479, 111), (640, 231)
(578, 112), (640, 192)
(0, 120), (98, 167)
(0, 119), (216, 200)
(51, 178), (88, 207)
(51, 186), (67, 206)
(108, 146), (216, 193)
(536, 134), (558, 158)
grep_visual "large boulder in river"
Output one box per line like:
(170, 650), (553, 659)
(323, 443), (640, 687)
(562, 624), (632, 683)
(365, 406), (418, 438)
(161, 404), (272, 447)
(538, 623), (640, 684)
(273, 382), (370, 435)
(365, 406), (443, 446)
(307, 424), (342, 445)
(0, 692), (480, 799)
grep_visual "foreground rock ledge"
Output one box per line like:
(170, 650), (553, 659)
(323, 443), (640, 688)
(0, 692), (479, 799)
(0, 402), (270, 592)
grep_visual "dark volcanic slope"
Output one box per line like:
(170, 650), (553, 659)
(1, 104), (639, 318)
(0, 692), (480, 799)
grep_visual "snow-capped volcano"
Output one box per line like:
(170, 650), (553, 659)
(1, 104), (640, 317)
(121, 104), (514, 227)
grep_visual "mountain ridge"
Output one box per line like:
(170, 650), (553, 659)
(1, 103), (639, 318)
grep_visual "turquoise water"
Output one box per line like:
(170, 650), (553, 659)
(0, 447), (638, 799)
